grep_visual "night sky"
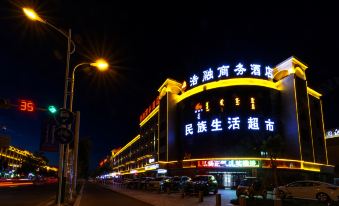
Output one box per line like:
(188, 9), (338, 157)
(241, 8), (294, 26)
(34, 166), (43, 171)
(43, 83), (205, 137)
(0, 1), (339, 170)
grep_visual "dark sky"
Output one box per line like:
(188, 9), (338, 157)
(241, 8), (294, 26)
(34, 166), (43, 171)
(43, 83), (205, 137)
(1, 0), (339, 170)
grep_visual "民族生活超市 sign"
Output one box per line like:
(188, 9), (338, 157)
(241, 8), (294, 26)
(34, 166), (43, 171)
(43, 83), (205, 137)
(188, 63), (274, 88)
(185, 117), (275, 136)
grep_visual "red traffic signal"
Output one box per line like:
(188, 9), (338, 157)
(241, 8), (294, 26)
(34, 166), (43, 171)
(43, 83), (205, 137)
(18, 99), (35, 112)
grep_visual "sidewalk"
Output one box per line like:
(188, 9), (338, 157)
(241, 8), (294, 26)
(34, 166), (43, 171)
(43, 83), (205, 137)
(99, 183), (237, 206)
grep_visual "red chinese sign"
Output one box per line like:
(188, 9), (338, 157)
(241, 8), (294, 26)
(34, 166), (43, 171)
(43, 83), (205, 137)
(139, 97), (160, 123)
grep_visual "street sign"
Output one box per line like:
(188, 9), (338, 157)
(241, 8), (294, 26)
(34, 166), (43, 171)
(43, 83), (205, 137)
(54, 127), (73, 144)
(56, 109), (74, 125)
(40, 116), (58, 152)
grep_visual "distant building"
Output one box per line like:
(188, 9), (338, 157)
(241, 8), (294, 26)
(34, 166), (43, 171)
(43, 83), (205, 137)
(107, 57), (333, 187)
(0, 145), (57, 173)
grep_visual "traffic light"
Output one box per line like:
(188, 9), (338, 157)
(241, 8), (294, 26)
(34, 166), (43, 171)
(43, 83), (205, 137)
(48, 105), (58, 114)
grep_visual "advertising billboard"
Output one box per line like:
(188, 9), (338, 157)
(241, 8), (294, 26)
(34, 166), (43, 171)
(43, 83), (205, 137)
(177, 86), (280, 159)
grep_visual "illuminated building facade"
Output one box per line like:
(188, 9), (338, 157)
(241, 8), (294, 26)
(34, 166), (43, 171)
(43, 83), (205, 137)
(0, 145), (57, 174)
(110, 57), (333, 187)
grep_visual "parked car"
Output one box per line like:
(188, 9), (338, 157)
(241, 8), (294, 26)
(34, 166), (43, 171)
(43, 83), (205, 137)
(138, 177), (154, 189)
(126, 178), (142, 189)
(236, 177), (267, 199)
(186, 175), (218, 195)
(163, 176), (191, 192)
(147, 177), (170, 191)
(277, 180), (339, 202)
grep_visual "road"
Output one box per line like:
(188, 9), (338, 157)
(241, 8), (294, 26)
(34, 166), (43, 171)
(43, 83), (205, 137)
(0, 183), (57, 206)
(80, 182), (152, 206)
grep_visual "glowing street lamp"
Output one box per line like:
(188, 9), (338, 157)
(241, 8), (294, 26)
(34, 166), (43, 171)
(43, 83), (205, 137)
(69, 59), (109, 111)
(90, 59), (109, 72)
(22, 7), (45, 23)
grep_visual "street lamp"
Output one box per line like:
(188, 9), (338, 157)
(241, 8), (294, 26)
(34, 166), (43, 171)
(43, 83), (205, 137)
(68, 59), (109, 196)
(69, 59), (109, 112)
(22, 7), (75, 205)
(22, 7), (109, 203)
(22, 7), (75, 108)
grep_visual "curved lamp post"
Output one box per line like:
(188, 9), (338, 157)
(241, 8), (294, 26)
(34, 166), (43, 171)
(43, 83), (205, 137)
(23, 7), (75, 205)
(69, 59), (109, 196)
(23, 8), (110, 203)
(69, 59), (109, 112)
(23, 7), (75, 108)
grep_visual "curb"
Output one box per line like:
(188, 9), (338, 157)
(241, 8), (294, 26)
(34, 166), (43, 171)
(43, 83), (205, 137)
(73, 182), (85, 206)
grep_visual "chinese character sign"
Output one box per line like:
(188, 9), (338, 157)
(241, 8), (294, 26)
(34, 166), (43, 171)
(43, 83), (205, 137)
(188, 62), (274, 88)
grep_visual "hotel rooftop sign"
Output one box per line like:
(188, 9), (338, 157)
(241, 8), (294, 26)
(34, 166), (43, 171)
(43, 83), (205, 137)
(188, 63), (274, 89)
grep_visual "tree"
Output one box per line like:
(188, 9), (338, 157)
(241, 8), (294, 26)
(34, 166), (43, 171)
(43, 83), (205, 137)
(261, 134), (285, 187)
(16, 156), (38, 176)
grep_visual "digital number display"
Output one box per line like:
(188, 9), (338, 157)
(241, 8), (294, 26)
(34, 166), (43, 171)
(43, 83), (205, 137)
(18, 100), (35, 112)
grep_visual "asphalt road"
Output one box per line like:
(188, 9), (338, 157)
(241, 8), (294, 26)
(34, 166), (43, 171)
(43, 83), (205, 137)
(80, 182), (152, 206)
(0, 183), (57, 206)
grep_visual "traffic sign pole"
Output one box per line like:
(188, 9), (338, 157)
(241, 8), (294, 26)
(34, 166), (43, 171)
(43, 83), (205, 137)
(72, 111), (80, 195)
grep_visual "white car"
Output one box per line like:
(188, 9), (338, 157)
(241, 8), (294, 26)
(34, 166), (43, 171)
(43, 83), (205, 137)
(277, 180), (339, 202)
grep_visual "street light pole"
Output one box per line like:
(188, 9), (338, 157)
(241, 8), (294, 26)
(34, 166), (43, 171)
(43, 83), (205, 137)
(22, 8), (74, 205)
(68, 60), (109, 197)
(22, 7), (109, 204)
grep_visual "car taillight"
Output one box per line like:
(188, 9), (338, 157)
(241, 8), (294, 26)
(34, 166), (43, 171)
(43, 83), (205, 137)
(327, 186), (338, 190)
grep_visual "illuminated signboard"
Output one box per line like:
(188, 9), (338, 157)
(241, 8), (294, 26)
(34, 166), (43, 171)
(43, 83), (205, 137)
(145, 164), (159, 171)
(197, 160), (260, 168)
(184, 96), (275, 136)
(326, 128), (339, 139)
(139, 97), (160, 123)
(178, 86), (279, 159)
(157, 169), (167, 174)
(189, 63), (273, 88)
(130, 170), (137, 174)
(18, 99), (35, 112)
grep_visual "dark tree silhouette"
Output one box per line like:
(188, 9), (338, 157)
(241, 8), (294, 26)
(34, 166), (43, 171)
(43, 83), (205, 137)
(261, 134), (285, 187)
